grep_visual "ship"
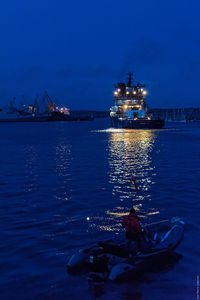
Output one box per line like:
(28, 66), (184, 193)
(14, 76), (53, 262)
(0, 93), (55, 122)
(110, 73), (165, 129)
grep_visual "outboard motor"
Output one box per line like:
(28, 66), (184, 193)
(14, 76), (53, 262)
(67, 247), (104, 273)
(109, 263), (135, 281)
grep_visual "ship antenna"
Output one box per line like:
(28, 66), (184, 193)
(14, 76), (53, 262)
(127, 72), (133, 87)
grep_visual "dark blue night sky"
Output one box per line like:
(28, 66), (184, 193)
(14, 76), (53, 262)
(0, 0), (199, 110)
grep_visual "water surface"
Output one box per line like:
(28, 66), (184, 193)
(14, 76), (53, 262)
(0, 119), (199, 299)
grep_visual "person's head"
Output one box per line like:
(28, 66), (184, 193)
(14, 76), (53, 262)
(130, 208), (136, 214)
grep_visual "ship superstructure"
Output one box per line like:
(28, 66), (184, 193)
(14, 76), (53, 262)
(110, 73), (164, 129)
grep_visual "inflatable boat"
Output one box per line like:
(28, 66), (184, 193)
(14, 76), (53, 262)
(67, 217), (184, 281)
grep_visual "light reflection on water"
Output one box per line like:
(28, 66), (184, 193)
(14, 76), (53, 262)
(99, 129), (161, 231)
(23, 145), (39, 193)
(55, 143), (72, 178)
(54, 141), (72, 201)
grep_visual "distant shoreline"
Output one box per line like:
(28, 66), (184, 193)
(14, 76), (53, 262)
(71, 108), (200, 121)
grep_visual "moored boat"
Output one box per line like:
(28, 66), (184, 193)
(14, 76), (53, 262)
(0, 93), (53, 122)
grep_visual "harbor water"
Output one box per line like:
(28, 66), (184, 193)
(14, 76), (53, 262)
(0, 119), (199, 300)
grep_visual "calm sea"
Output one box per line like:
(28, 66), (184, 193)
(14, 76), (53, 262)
(0, 119), (199, 300)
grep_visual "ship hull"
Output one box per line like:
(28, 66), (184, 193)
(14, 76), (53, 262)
(110, 117), (165, 129)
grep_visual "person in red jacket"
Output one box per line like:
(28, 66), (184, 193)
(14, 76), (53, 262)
(122, 208), (143, 244)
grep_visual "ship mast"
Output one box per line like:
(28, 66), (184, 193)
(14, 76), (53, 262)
(127, 72), (133, 87)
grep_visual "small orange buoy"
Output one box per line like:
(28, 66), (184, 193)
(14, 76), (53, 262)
(131, 173), (139, 192)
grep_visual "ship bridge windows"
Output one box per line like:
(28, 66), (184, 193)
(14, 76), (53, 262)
(123, 100), (130, 105)
(131, 100), (137, 104)
(116, 100), (123, 105)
